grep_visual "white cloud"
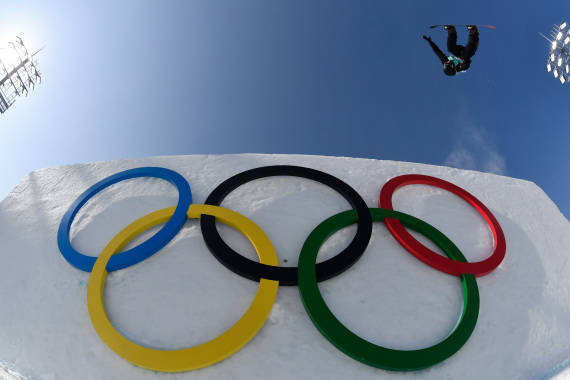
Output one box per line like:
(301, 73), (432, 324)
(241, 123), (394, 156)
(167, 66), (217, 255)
(444, 124), (506, 176)
(444, 147), (476, 170)
(482, 151), (506, 175)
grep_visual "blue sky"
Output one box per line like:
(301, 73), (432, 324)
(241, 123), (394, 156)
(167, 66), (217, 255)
(0, 1), (569, 218)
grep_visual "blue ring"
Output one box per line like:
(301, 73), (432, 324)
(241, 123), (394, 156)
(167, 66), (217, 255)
(57, 167), (192, 272)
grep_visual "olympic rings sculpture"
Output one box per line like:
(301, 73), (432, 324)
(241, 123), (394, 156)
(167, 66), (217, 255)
(57, 165), (506, 373)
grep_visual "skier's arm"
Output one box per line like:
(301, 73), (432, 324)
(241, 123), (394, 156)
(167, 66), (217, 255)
(422, 35), (447, 64)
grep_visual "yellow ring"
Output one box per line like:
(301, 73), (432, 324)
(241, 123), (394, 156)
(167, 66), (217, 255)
(87, 204), (279, 372)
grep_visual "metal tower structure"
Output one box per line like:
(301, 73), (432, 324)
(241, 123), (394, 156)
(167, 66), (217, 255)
(0, 36), (42, 113)
(540, 22), (570, 85)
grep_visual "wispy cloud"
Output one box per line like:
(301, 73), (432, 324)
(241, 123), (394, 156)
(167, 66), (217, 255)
(444, 124), (506, 176)
(482, 151), (506, 175)
(445, 146), (477, 170)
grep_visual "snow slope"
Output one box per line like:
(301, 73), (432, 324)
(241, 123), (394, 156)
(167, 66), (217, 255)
(0, 154), (568, 380)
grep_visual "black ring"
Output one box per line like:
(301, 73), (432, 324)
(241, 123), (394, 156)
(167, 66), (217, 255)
(200, 165), (373, 286)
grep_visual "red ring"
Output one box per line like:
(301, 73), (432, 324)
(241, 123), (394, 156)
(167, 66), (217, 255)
(379, 174), (506, 277)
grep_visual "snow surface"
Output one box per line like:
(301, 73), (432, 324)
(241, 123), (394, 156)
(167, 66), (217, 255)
(0, 154), (568, 380)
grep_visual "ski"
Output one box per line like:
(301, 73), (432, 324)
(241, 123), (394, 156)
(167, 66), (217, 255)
(429, 24), (496, 30)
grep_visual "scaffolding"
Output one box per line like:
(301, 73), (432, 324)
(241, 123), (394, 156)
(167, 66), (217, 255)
(0, 37), (42, 113)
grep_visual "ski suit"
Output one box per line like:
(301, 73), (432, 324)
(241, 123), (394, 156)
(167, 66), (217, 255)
(426, 28), (479, 72)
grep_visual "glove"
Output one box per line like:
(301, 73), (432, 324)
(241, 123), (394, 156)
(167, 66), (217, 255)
(422, 35), (431, 42)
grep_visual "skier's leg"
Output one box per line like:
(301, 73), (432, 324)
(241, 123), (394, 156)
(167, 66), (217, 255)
(463, 28), (480, 59)
(446, 27), (463, 56)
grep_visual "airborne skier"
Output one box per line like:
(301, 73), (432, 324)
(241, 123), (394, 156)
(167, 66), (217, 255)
(423, 25), (479, 76)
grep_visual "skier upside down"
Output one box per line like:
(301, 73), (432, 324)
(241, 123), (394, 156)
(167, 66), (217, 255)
(423, 25), (479, 76)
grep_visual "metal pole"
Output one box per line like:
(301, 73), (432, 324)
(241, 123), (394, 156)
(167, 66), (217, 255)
(539, 32), (553, 43)
(0, 58), (30, 87)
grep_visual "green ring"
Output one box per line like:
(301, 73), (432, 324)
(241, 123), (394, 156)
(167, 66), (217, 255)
(298, 208), (479, 371)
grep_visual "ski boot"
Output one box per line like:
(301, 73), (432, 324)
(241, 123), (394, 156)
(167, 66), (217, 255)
(466, 25), (478, 33)
(443, 25), (455, 30)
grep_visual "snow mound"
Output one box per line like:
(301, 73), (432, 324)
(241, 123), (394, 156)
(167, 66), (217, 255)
(0, 154), (568, 380)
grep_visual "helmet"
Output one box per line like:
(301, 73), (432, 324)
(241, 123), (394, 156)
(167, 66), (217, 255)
(456, 62), (468, 72)
(443, 61), (456, 76)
